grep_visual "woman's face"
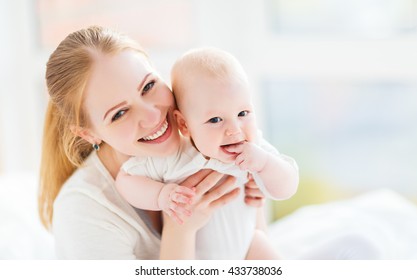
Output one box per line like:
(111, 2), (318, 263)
(83, 50), (180, 158)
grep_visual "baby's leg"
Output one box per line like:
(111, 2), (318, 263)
(245, 229), (280, 260)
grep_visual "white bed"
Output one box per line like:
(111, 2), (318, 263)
(1, 173), (416, 259)
(269, 189), (417, 259)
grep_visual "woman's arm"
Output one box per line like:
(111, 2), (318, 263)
(159, 169), (240, 259)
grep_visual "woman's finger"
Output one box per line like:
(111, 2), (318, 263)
(245, 177), (256, 188)
(210, 188), (240, 209)
(203, 175), (237, 203)
(193, 171), (226, 197)
(180, 169), (225, 198)
(244, 196), (265, 207)
(179, 169), (212, 189)
(244, 186), (264, 198)
(244, 178), (265, 207)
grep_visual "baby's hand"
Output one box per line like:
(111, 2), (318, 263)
(158, 183), (195, 224)
(225, 141), (268, 172)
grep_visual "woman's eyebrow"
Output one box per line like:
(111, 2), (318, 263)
(103, 101), (127, 121)
(102, 73), (152, 121)
(137, 72), (152, 91)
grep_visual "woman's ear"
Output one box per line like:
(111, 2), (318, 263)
(173, 110), (190, 137)
(70, 125), (101, 146)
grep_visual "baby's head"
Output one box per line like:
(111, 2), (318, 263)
(171, 47), (258, 163)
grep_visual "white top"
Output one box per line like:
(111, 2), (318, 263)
(53, 152), (160, 259)
(121, 137), (286, 259)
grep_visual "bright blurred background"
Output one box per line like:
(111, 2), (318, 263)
(1, 0), (417, 256)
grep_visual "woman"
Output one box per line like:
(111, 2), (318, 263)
(38, 26), (263, 259)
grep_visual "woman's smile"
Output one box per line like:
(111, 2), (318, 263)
(138, 117), (172, 144)
(141, 119), (168, 141)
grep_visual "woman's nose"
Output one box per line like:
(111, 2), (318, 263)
(138, 105), (160, 128)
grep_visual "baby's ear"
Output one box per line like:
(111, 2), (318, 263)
(173, 110), (190, 137)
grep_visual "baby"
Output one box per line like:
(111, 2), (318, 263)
(116, 47), (299, 259)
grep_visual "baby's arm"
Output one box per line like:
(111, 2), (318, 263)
(227, 142), (298, 200)
(115, 170), (195, 224)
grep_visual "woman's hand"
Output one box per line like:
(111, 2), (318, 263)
(173, 169), (240, 231)
(160, 169), (239, 259)
(244, 174), (265, 207)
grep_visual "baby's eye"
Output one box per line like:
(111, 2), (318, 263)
(142, 81), (155, 95)
(111, 109), (127, 122)
(207, 117), (222, 124)
(238, 110), (249, 117)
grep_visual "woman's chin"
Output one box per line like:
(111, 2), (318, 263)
(163, 143), (179, 155)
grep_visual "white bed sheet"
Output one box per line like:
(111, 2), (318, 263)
(269, 189), (417, 259)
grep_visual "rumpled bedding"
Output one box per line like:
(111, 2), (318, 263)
(269, 189), (417, 259)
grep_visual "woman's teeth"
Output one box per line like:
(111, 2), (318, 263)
(142, 120), (168, 141)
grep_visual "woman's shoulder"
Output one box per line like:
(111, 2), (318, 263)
(57, 153), (113, 200)
(52, 153), (160, 259)
(54, 152), (129, 220)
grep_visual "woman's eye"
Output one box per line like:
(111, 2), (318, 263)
(238, 110), (249, 117)
(142, 81), (155, 94)
(111, 109), (127, 122)
(208, 117), (222, 124)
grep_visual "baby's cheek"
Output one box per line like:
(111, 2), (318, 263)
(246, 129), (259, 143)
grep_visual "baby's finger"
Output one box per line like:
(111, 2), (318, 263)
(176, 185), (196, 197)
(235, 154), (245, 167)
(169, 202), (192, 217)
(171, 193), (192, 204)
(237, 158), (250, 171)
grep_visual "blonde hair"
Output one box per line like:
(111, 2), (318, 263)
(39, 26), (148, 229)
(171, 47), (248, 110)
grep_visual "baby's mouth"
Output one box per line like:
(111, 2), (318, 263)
(138, 119), (169, 142)
(220, 141), (245, 154)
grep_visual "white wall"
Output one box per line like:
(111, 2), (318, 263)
(0, 0), (43, 174)
(0, 0), (416, 196)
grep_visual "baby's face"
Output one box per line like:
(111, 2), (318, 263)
(180, 75), (258, 163)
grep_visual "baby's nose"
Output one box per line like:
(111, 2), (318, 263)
(226, 122), (241, 136)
